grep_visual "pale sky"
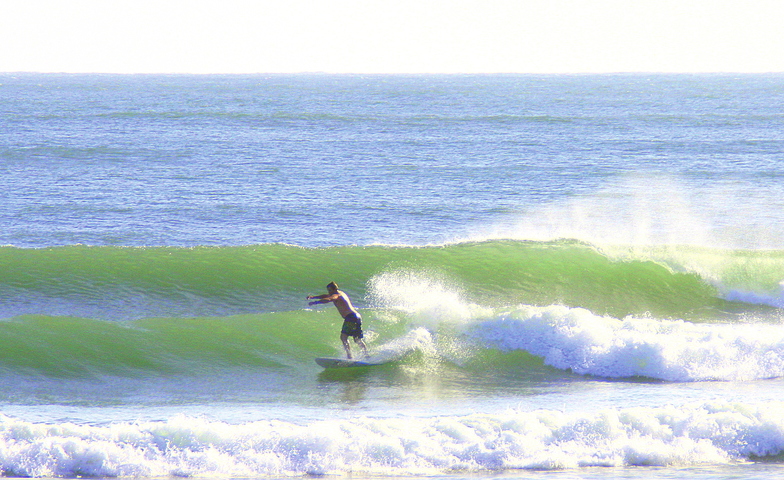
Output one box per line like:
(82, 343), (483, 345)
(1, 0), (783, 74)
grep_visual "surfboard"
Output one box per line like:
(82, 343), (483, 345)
(315, 357), (383, 368)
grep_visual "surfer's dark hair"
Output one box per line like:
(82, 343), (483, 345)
(327, 281), (338, 290)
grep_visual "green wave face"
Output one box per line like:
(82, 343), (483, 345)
(1, 241), (782, 377)
(5, 240), (780, 316)
(0, 312), (353, 377)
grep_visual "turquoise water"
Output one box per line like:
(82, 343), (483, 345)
(1, 74), (784, 478)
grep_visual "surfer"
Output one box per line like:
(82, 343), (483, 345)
(308, 282), (368, 359)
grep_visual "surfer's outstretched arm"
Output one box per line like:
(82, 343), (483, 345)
(307, 293), (339, 305)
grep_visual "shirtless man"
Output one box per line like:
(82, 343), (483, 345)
(308, 282), (368, 359)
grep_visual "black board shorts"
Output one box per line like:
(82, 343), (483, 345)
(341, 312), (363, 338)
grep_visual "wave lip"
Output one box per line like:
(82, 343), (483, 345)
(1, 402), (783, 477)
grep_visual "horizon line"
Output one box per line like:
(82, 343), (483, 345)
(3, 70), (784, 76)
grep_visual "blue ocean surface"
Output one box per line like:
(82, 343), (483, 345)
(1, 73), (784, 479)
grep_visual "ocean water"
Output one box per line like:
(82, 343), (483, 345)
(1, 73), (784, 479)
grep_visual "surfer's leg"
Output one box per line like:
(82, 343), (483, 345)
(340, 333), (352, 359)
(354, 337), (368, 357)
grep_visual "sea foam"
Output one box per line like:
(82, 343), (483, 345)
(468, 305), (784, 382)
(367, 269), (784, 382)
(1, 402), (783, 477)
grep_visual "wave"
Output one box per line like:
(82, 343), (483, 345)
(0, 313), (335, 376)
(3, 302), (784, 382)
(3, 240), (783, 321)
(1, 240), (782, 381)
(466, 305), (784, 382)
(1, 401), (783, 477)
(367, 281), (784, 382)
(0, 311), (433, 378)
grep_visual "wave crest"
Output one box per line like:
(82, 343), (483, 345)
(469, 304), (784, 381)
